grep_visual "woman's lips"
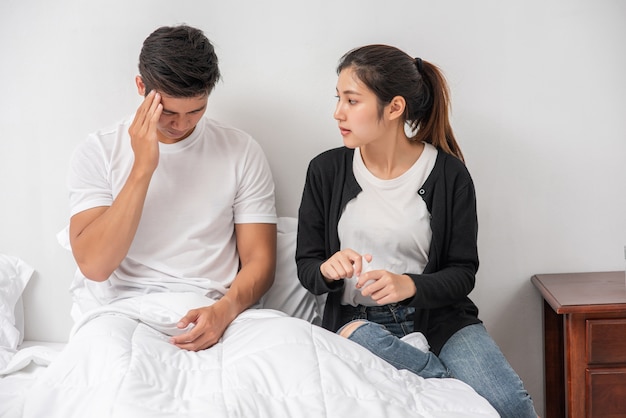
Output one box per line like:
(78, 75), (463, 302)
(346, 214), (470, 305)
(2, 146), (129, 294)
(339, 127), (351, 136)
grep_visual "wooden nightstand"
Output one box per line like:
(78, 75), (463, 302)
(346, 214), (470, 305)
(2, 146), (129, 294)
(531, 271), (626, 418)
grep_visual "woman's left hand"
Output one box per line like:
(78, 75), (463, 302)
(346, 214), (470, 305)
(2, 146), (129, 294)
(356, 270), (417, 305)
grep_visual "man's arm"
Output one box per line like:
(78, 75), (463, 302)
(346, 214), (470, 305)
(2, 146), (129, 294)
(69, 172), (151, 282)
(69, 91), (162, 281)
(221, 222), (277, 318)
(171, 222), (277, 351)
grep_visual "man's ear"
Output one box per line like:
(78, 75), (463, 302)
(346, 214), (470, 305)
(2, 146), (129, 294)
(387, 96), (406, 121)
(135, 75), (147, 96)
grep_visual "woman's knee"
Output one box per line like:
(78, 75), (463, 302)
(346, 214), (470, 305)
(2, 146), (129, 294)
(338, 320), (368, 338)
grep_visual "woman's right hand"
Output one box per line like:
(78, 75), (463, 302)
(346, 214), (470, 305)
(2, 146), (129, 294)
(320, 249), (372, 282)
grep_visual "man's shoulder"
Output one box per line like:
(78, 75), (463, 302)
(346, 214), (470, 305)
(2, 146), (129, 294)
(95, 116), (133, 136)
(199, 117), (253, 142)
(71, 118), (131, 160)
(83, 117), (133, 149)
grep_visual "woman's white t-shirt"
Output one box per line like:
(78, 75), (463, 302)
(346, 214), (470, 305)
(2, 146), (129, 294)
(338, 143), (437, 306)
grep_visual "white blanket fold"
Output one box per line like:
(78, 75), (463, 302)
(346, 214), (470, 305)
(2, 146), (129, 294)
(22, 293), (498, 418)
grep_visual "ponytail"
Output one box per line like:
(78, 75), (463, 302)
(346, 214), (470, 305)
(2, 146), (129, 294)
(413, 60), (464, 162)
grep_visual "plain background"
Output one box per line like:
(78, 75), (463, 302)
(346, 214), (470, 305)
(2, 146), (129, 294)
(1, 0), (625, 415)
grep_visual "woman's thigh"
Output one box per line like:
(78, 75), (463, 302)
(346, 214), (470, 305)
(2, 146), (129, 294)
(366, 304), (414, 337)
(439, 324), (537, 418)
(339, 304), (414, 338)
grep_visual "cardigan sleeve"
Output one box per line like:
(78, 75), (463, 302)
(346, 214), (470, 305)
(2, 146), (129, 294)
(296, 157), (345, 296)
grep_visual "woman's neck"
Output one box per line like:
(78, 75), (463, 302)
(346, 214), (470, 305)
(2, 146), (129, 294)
(360, 130), (424, 180)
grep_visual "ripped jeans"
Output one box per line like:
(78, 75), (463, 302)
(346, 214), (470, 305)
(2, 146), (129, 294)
(339, 304), (538, 418)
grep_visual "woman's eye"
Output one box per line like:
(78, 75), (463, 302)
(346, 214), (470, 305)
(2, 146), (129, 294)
(335, 96), (357, 105)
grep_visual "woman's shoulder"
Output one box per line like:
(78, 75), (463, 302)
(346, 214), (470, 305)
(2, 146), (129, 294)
(313, 146), (353, 159)
(309, 146), (354, 169)
(434, 148), (472, 178)
(425, 148), (476, 194)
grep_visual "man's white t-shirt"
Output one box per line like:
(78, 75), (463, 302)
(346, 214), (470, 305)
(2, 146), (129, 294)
(68, 116), (276, 304)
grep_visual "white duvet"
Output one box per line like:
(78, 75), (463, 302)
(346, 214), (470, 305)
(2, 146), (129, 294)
(21, 292), (498, 418)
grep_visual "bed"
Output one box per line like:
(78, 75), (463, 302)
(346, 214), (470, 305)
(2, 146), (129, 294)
(0, 218), (498, 417)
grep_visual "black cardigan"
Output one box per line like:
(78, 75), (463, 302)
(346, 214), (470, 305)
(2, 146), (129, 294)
(296, 146), (482, 354)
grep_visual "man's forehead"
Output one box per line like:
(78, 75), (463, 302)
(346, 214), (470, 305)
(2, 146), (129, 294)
(159, 93), (208, 113)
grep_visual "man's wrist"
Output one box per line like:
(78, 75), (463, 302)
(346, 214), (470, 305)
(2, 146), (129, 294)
(215, 295), (243, 322)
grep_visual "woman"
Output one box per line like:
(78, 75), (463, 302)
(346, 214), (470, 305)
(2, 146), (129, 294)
(296, 44), (537, 417)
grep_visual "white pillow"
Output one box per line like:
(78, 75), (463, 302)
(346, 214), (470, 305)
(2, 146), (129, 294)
(260, 217), (325, 324)
(0, 254), (35, 369)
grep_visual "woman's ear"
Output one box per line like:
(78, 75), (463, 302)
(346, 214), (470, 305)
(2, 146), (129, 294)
(387, 96), (406, 121)
(135, 75), (147, 96)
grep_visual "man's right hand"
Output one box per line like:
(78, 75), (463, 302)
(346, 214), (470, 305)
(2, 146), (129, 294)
(128, 89), (163, 176)
(69, 90), (163, 282)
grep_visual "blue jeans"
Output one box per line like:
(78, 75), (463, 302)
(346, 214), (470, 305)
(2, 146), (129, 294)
(339, 305), (537, 418)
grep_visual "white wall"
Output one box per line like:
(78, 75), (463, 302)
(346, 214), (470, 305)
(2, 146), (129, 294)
(1, 0), (625, 415)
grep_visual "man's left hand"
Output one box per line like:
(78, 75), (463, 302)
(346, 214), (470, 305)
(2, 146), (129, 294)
(170, 302), (234, 351)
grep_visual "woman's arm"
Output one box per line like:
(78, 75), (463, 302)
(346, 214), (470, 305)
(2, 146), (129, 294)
(296, 159), (345, 296)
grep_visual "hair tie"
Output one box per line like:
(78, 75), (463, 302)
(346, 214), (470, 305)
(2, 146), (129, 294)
(414, 57), (424, 73)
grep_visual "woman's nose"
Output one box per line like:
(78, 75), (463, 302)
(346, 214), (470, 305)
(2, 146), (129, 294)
(334, 104), (344, 121)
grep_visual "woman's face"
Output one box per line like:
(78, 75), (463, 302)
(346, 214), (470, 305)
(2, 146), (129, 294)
(334, 67), (388, 148)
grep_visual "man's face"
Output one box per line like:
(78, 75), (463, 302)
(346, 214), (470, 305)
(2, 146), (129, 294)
(154, 93), (208, 143)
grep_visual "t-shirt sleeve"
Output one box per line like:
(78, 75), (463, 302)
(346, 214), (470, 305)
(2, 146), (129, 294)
(67, 135), (113, 217)
(233, 138), (277, 224)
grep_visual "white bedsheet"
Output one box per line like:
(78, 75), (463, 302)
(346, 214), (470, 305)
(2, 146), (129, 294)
(18, 293), (498, 418)
(0, 341), (65, 418)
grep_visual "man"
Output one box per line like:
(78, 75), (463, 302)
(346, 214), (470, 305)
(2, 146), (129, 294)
(67, 25), (277, 351)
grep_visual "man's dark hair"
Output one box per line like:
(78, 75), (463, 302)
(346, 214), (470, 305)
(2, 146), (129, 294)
(138, 25), (220, 97)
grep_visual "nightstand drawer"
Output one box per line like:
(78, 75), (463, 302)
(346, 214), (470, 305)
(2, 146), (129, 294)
(586, 368), (626, 417)
(587, 319), (626, 364)
(533, 271), (626, 417)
